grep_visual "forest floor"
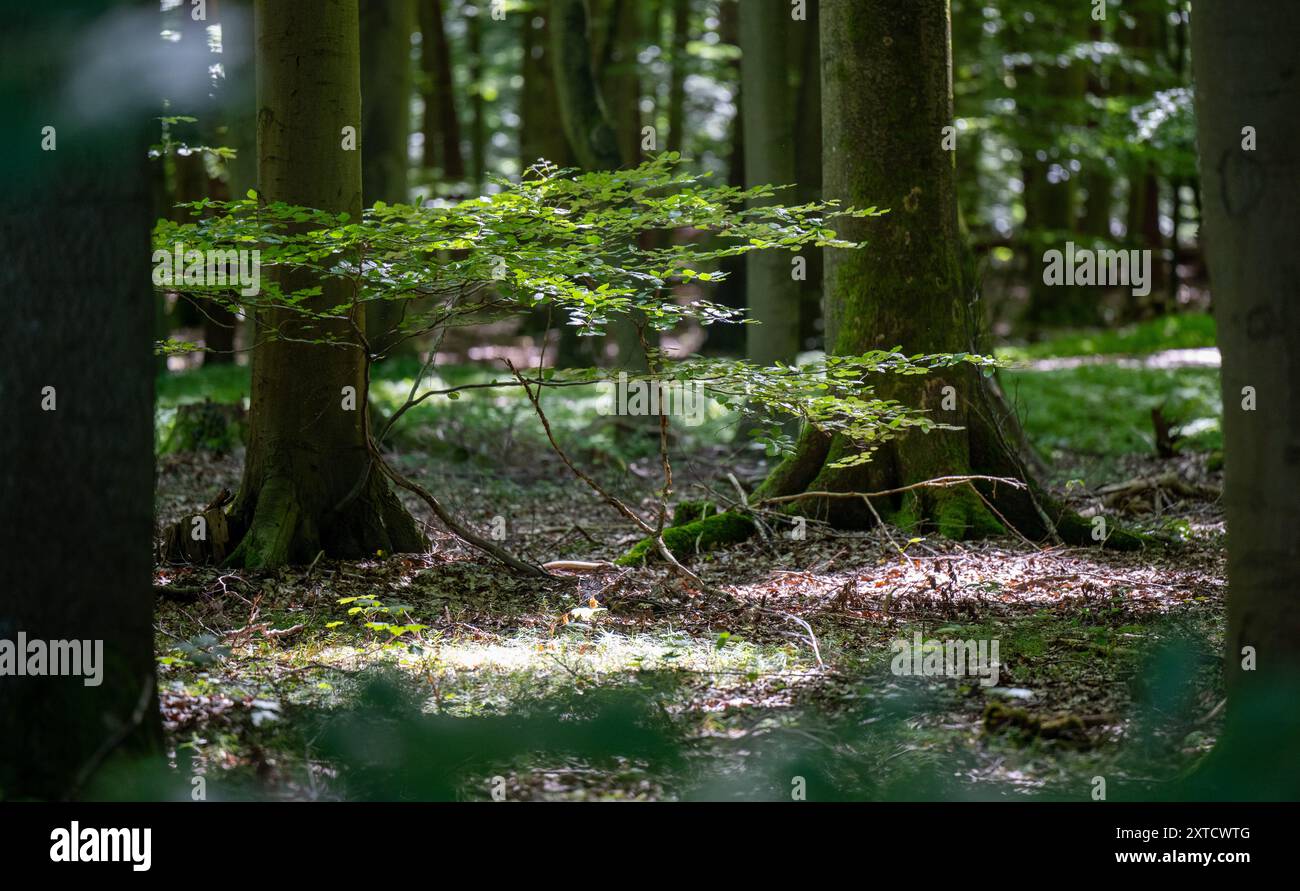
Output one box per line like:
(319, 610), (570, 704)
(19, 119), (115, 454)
(150, 314), (1228, 801)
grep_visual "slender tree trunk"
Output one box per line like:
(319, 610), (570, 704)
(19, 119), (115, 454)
(709, 0), (746, 354)
(1192, 0), (1300, 799)
(549, 0), (647, 371)
(361, 0), (415, 352)
(666, 0), (689, 156)
(0, 0), (162, 798)
(1020, 13), (1093, 330)
(419, 0), (465, 179)
(199, 0), (240, 365)
(229, 0), (426, 569)
(466, 0), (488, 190)
(793, 0), (822, 352)
(520, 8), (574, 171)
(740, 0), (801, 367)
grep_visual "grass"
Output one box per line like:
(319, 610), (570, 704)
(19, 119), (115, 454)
(995, 312), (1217, 362)
(1002, 364), (1222, 457)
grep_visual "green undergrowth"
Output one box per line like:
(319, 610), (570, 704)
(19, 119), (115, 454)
(995, 312), (1217, 362)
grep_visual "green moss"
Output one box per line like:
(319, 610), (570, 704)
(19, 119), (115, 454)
(616, 511), (756, 566)
(1053, 511), (1151, 551)
(931, 486), (1005, 540)
(671, 500), (720, 527)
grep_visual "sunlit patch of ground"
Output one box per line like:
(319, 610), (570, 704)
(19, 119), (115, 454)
(152, 322), (1227, 800)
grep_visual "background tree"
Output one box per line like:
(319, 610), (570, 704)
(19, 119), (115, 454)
(361, 0), (416, 351)
(740, 0), (801, 367)
(756, 0), (1114, 546)
(520, 2), (574, 171)
(227, 0), (425, 568)
(419, 0), (466, 181)
(0, 0), (162, 798)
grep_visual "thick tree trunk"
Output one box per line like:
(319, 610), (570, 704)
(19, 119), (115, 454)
(755, 0), (1120, 546)
(598, 0), (644, 168)
(229, 0), (426, 569)
(740, 0), (801, 367)
(0, 0), (162, 798)
(1192, 0), (1300, 799)
(361, 0), (415, 353)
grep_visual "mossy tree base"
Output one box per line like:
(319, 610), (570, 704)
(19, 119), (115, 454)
(224, 468), (426, 570)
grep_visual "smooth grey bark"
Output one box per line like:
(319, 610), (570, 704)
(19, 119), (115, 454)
(1192, 0), (1300, 798)
(0, 0), (162, 799)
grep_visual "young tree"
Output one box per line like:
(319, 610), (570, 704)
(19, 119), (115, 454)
(740, 0), (801, 367)
(227, 0), (426, 568)
(1192, 0), (1300, 798)
(1, 0), (162, 798)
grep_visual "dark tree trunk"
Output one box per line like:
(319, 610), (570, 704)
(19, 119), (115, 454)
(361, 0), (415, 353)
(419, 0), (465, 179)
(1191, 0), (1300, 799)
(228, 0), (426, 569)
(520, 8), (574, 171)
(793, 0), (823, 352)
(549, 0), (647, 371)
(666, 0), (690, 156)
(466, 0), (488, 190)
(708, 0), (746, 354)
(0, 0), (162, 798)
(549, 0), (622, 172)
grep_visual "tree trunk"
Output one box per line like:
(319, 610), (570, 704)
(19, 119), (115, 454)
(0, 0), (162, 798)
(755, 0), (1122, 546)
(793, 0), (823, 352)
(709, 0), (746, 354)
(666, 0), (690, 156)
(740, 0), (801, 367)
(598, 0), (644, 167)
(229, 0), (426, 569)
(1192, 0), (1300, 799)
(418, 0), (465, 179)
(466, 0), (488, 190)
(520, 8), (574, 171)
(361, 0), (415, 353)
(549, 0), (622, 172)
(549, 0), (647, 371)
(1020, 10), (1093, 330)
